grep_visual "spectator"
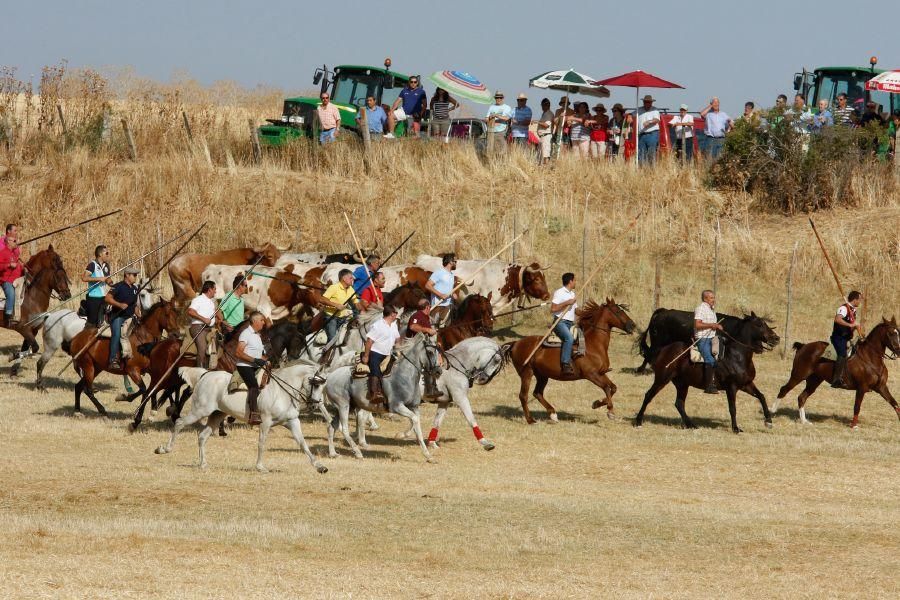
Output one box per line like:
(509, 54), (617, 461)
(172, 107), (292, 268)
(485, 91), (513, 151)
(511, 93), (532, 147)
(588, 103), (609, 159)
(670, 104), (694, 161)
(775, 94), (788, 109)
(859, 100), (886, 156)
(536, 98), (554, 164)
(390, 75), (427, 137)
(553, 97), (575, 148)
(636, 94), (661, 163)
(700, 96), (732, 159)
(607, 103), (629, 158)
(810, 99), (833, 132)
(833, 93), (855, 126)
(888, 109), (900, 161)
(429, 87), (458, 140)
(786, 94), (813, 134)
(766, 94), (789, 129)
(316, 91), (341, 144)
(568, 102), (591, 158)
(356, 95), (388, 140)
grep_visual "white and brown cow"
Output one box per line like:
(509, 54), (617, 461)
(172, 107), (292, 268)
(200, 264), (327, 322)
(168, 243), (289, 302)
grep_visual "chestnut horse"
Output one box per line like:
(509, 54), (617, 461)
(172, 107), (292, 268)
(774, 317), (900, 428)
(68, 300), (179, 416)
(504, 299), (636, 423)
(3, 245), (72, 370)
(634, 312), (779, 433)
(438, 293), (494, 349)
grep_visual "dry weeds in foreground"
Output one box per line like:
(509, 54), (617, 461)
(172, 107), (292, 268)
(1, 328), (898, 599)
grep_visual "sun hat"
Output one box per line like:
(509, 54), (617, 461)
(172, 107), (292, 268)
(494, 91), (505, 98)
(124, 267), (140, 275)
(642, 94), (655, 102)
(680, 103), (689, 110)
(593, 103), (606, 112)
(517, 93), (527, 100)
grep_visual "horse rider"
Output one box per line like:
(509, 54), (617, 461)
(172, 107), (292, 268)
(359, 270), (386, 312)
(82, 245), (113, 328)
(363, 305), (401, 404)
(187, 280), (218, 368)
(234, 311), (269, 425)
(407, 297), (441, 399)
(424, 253), (458, 328)
(694, 289), (723, 394)
(105, 266), (142, 370)
(321, 269), (357, 343)
(550, 272), (578, 374)
(0, 223), (23, 328)
(219, 274), (248, 342)
(353, 254), (381, 300)
(831, 290), (862, 388)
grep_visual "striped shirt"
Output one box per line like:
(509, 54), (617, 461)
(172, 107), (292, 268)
(694, 302), (717, 339)
(432, 101), (451, 121)
(833, 106), (854, 126)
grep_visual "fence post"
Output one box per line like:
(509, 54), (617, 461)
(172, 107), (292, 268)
(653, 258), (661, 312)
(581, 192), (590, 282)
(782, 241), (798, 359)
(182, 111), (193, 143)
(249, 119), (262, 165)
(56, 104), (67, 141)
(121, 118), (137, 160)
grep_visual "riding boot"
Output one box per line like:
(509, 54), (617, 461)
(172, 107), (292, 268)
(422, 372), (442, 401)
(560, 362), (574, 375)
(367, 376), (386, 404)
(703, 364), (719, 394)
(246, 387), (262, 425)
(831, 357), (847, 388)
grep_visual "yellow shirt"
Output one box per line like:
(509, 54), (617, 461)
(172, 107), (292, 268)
(323, 282), (355, 317)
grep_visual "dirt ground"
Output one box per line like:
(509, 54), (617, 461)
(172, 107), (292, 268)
(1, 325), (898, 600)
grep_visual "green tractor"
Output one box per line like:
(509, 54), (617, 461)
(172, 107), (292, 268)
(258, 64), (412, 146)
(794, 57), (898, 115)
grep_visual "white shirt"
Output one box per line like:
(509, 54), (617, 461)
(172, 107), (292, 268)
(836, 305), (856, 320)
(188, 293), (216, 326)
(670, 114), (694, 138)
(637, 107), (661, 133)
(694, 302), (717, 339)
(236, 327), (265, 367)
(429, 268), (454, 307)
(367, 318), (400, 356)
(552, 286), (577, 321)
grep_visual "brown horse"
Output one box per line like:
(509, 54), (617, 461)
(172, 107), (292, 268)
(504, 299), (636, 423)
(384, 282), (427, 312)
(775, 317), (900, 428)
(3, 245), (71, 369)
(635, 312), (779, 433)
(68, 300), (179, 416)
(438, 293), (494, 349)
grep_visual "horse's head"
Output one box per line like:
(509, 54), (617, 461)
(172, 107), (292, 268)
(138, 281), (162, 311)
(522, 263), (551, 301)
(741, 311), (779, 353)
(576, 298), (636, 334)
(421, 335), (443, 382)
(28, 245), (71, 300)
(151, 299), (180, 336)
(880, 317), (900, 355)
(462, 293), (494, 333)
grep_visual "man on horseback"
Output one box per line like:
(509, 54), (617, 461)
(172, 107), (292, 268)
(831, 290), (862, 388)
(0, 224), (23, 328)
(219, 274), (248, 341)
(425, 253), (457, 327)
(187, 280), (218, 368)
(694, 289), (723, 394)
(321, 269), (357, 343)
(105, 266), (142, 370)
(82, 245), (112, 327)
(363, 305), (401, 404)
(234, 311), (269, 425)
(358, 270), (385, 312)
(550, 272), (578, 374)
(407, 297), (441, 400)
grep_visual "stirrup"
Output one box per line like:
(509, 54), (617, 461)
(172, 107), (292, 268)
(248, 411), (261, 425)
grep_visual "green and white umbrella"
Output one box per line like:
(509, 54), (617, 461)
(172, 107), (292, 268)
(428, 70), (494, 105)
(528, 69), (610, 98)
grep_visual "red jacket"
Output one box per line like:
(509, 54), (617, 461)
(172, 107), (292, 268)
(0, 238), (23, 284)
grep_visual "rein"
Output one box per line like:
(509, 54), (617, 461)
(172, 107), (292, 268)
(441, 344), (506, 387)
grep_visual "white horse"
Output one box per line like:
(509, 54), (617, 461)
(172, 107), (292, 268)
(323, 333), (442, 461)
(154, 363), (328, 474)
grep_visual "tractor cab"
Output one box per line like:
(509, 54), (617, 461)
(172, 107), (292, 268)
(794, 58), (898, 116)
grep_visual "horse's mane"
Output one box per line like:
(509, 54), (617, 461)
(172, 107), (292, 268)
(143, 299), (170, 318)
(357, 307), (383, 326)
(384, 282), (425, 304)
(395, 331), (425, 352)
(576, 300), (613, 329)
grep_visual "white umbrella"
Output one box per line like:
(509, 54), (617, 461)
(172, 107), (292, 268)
(529, 69), (610, 157)
(866, 70), (900, 93)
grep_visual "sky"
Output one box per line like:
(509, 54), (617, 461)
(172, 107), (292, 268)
(2, 0), (897, 117)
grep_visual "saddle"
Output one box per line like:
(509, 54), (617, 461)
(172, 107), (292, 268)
(821, 340), (853, 362)
(352, 353), (395, 379)
(542, 324), (583, 351)
(690, 337), (721, 363)
(227, 369), (268, 394)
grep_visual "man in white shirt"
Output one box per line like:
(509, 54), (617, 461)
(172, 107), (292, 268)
(234, 311), (269, 425)
(636, 94), (661, 163)
(187, 280), (218, 368)
(363, 305), (401, 404)
(424, 253), (458, 327)
(550, 272), (578, 374)
(671, 104), (694, 161)
(694, 289), (723, 394)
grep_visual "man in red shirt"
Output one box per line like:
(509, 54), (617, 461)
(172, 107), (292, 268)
(0, 224), (24, 328)
(359, 271), (385, 312)
(407, 299), (440, 400)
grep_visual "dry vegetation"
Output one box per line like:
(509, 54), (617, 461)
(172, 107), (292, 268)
(1, 66), (899, 598)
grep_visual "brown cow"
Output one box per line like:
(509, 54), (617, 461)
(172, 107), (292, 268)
(168, 242), (288, 302)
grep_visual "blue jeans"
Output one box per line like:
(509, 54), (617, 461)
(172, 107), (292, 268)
(830, 334), (851, 358)
(697, 337), (716, 367)
(319, 128), (337, 144)
(675, 137), (694, 161)
(325, 315), (347, 343)
(638, 130), (659, 163)
(109, 316), (126, 364)
(1, 281), (14, 315)
(706, 137), (725, 159)
(554, 319), (575, 365)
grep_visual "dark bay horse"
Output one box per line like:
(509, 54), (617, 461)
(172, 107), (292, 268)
(3, 245), (71, 370)
(438, 293), (494, 349)
(504, 299), (636, 423)
(384, 283), (427, 312)
(635, 312), (779, 433)
(68, 300), (179, 416)
(775, 317), (900, 428)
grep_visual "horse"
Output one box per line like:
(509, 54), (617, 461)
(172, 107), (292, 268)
(154, 364), (328, 474)
(322, 333), (443, 461)
(383, 282), (427, 313)
(634, 312), (779, 433)
(774, 317), (900, 428)
(437, 293), (494, 350)
(503, 299), (637, 424)
(67, 300), (179, 416)
(3, 245), (71, 373)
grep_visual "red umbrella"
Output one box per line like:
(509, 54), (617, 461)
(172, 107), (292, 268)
(595, 70), (685, 161)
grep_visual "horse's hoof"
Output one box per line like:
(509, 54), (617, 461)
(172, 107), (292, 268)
(127, 423), (138, 434)
(199, 462), (209, 470)
(328, 452), (339, 459)
(683, 423), (698, 430)
(255, 465), (268, 473)
(549, 413), (559, 423)
(367, 422), (380, 431)
(525, 418), (536, 425)
(165, 405), (174, 417)
(353, 452), (364, 460)
(850, 423), (859, 430)
(764, 421), (774, 429)
(154, 446), (168, 454)
(633, 422), (643, 429)
(606, 411), (617, 421)
(480, 439), (495, 451)
(72, 411), (85, 419)
(425, 456), (437, 464)
(315, 463), (328, 474)
(732, 427), (743, 434)
(114, 394), (127, 403)
(359, 443), (371, 451)
(591, 400), (605, 409)
(427, 441), (439, 450)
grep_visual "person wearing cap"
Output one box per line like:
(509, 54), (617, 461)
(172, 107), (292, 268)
(104, 266), (142, 370)
(607, 103), (629, 158)
(485, 92), (513, 151)
(537, 98), (554, 164)
(671, 104), (694, 161)
(363, 305), (401, 404)
(511, 93), (532, 146)
(700, 97), (733, 159)
(554, 97), (575, 148)
(588, 103), (609, 159)
(636, 94), (661, 163)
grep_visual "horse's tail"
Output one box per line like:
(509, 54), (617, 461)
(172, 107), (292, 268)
(792, 341), (804, 352)
(500, 341), (516, 366)
(634, 325), (651, 358)
(178, 366), (207, 390)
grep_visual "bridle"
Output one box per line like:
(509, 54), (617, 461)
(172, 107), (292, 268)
(397, 336), (443, 379)
(579, 303), (633, 335)
(441, 344), (506, 388)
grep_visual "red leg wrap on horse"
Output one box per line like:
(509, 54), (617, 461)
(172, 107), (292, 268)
(472, 425), (484, 440)
(428, 428), (439, 442)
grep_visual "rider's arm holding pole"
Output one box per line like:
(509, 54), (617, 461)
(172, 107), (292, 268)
(834, 314), (860, 330)
(187, 305), (215, 327)
(695, 320), (723, 332)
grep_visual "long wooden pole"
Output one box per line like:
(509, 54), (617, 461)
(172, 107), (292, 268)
(782, 241), (798, 359)
(712, 217), (720, 295)
(809, 217), (864, 337)
(664, 318), (725, 369)
(19, 209), (122, 245)
(450, 230), (529, 296)
(343, 212), (372, 294)
(522, 214), (640, 365)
